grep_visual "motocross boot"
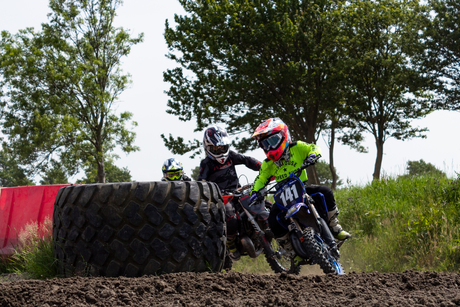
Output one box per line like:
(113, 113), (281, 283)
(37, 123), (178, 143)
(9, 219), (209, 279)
(276, 233), (295, 258)
(278, 234), (307, 265)
(226, 238), (240, 261)
(294, 255), (308, 266)
(328, 208), (351, 241)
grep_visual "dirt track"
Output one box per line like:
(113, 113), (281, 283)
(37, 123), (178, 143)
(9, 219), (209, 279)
(1, 270), (460, 306)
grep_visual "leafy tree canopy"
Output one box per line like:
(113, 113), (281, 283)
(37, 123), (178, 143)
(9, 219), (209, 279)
(340, 0), (432, 179)
(421, 0), (460, 111)
(0, 145), (34, 187)
(163, 0), (433, 183)
(0, 0), (143, 183)
(402, 159), (446, 178)
(76, 158), (132, 184)
(39, 159), (68, 185)
(163, 0), (349, 158)
(316, 160), (343, 188)
(191, 165), (200, 181)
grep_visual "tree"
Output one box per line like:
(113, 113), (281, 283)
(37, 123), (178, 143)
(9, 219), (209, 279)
(163, 0), (350, 184)
(421, 0), (460, 111)
(39, 159), (68, 185)
(0, 0), (143, 183)
(191, 165), (200, 181)
(77, 158), (132, 183)
(315, 160), (343, 189)
(0, 145), (34, 187)
(403, 159), (446, 178)
(340, 0), (432, 180)
(320, 111), (367, 189)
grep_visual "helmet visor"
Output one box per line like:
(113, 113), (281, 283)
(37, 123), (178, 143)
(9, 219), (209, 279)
(259, 133), (283, 152)
(209, 145), (229, 155)
(165, 171), (182, 180)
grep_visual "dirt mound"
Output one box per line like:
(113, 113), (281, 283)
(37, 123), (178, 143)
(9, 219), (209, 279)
(1, 270), (460, 306)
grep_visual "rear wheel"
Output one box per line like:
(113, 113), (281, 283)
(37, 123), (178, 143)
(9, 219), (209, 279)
(53, 181), (226, 277)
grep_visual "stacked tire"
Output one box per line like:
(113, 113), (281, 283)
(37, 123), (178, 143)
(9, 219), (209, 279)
(52, 181), (226, 277)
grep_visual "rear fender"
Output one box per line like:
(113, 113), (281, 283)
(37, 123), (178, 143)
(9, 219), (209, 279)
(222, 195), (233, 204)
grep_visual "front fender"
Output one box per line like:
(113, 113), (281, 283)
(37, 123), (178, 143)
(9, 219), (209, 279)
(291, 205), (320, 233)
(286, 203), (309, 219)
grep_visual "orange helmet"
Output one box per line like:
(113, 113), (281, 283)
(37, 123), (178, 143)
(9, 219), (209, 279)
(252, 118), (291, 161)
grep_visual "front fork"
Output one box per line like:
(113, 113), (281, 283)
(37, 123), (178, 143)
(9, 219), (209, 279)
(241, 206), (275, 258)
(287, 204), (339, 260)
(287, 219), (310, 260)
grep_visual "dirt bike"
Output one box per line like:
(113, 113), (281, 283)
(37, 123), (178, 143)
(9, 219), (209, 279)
(222, 186), (301, 274)
(258, 156), (347, 275)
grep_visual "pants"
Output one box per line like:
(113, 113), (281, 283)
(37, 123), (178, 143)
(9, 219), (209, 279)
(306, 184), (337, 218)
(268, 184), (338, 238)
(225, 201), (238, 240)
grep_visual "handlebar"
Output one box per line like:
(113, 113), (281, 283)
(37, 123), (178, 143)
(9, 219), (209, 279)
(296, 154), (321, 175)
(222, 154), (321, 204)
(262, 154), (322, 195)
(222, 184), (253, 196)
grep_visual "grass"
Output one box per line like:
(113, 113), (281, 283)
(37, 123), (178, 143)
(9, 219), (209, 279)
(337, 173), (460, 273)
(0, 218), (59, 280)
(231, 256), (324, 275)
(232, 254), (272, 274)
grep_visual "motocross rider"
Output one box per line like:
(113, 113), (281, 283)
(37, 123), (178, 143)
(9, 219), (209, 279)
(161, 158), (192, 181)
(250, 118), (351, 253)
(197, 124), (262, 260)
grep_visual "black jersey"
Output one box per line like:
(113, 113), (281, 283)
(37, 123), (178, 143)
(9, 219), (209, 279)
(197, 150), (261, 191)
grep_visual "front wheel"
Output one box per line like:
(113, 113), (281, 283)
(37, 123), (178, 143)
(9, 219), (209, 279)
(302, 228), (344, 275)
(265, 237), (301, 274)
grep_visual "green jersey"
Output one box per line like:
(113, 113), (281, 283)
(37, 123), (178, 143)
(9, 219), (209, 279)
(252, 141), (321, 193)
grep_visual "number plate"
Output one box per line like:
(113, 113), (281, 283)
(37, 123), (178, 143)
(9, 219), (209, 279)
(274, 178), (304, 208)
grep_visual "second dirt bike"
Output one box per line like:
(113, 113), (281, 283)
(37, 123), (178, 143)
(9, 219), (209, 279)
(222, 186), (300, 274)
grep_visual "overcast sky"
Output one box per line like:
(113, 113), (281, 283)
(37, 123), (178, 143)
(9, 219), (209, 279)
(1, 0), (459, 186)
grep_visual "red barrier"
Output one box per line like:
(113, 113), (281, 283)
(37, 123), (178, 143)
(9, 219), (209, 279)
(0, 184), (70, 256)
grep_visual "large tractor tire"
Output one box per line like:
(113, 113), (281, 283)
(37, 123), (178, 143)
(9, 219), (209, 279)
(52, 181), (226, 277)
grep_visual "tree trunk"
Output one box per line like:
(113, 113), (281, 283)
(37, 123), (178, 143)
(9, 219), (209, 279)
(97, 159), (106, 183)
(305, 118), (320, 185)
(307, 167), (319, 185)
(373, 138), (384, 180)
(96, 125), (105, 183)
(329, 124), (338, 190)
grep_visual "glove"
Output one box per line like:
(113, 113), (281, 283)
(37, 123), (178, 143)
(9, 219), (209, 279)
(306, 154), (317, 165)
(249, 192), (259, 204)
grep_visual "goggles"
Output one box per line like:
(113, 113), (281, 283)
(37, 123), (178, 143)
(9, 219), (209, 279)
(164, 171), (182, 179)
(259, 133), (283, 152)
(209, 145), (229, 155)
